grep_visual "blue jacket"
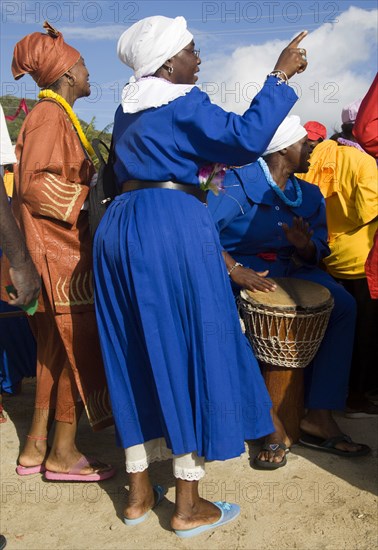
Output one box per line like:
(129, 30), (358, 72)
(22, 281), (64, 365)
(208, 162), (330, 274)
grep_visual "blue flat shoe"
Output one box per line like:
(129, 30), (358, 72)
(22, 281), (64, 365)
(123, 484), (166, 526)
(174, 501), (240, 539)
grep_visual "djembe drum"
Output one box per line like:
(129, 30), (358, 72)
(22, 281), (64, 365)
(239, 278), (334, 442)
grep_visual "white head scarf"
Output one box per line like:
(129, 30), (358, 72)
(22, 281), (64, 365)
(263, 115), (307, 156)
(117, 16), (193, 80)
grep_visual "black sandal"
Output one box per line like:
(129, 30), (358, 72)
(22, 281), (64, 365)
(299, 433), (371, 457)
(253, 442), (289, 470)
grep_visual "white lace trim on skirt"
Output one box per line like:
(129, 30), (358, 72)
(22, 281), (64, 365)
(125, 437), (205, 480)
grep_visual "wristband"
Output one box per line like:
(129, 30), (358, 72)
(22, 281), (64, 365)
(227, 262), (243, 276)
(267, 70), (289, 85)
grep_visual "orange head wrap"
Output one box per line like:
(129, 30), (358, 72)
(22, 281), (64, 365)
(12, 21), (80, 88)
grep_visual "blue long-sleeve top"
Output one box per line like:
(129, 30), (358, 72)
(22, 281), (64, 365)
(208, 162), (330, 271)
(112, 77), (298, 185)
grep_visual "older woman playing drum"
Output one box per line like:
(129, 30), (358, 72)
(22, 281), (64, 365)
(208, 116), (370, 467)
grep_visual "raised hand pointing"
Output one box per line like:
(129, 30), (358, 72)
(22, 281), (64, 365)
(273, 30), (308, 79)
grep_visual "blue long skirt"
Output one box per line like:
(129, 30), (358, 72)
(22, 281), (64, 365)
(93, 189), (273, 461)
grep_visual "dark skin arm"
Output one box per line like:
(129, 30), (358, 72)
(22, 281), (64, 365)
(0, 176), (40, 306)
(222, 251), (277, 293)
(218, 33), (309, 292)
(204, 31), (308, 292)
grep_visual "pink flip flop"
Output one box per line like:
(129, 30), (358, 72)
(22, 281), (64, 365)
(44, 456), (116, 482)
(16, 464), (46, 476)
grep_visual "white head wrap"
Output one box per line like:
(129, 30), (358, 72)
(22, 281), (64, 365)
(117, 16), (193, 80)
(263, 115), (308, 156)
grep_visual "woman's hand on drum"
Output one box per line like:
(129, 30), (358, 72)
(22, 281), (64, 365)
(273, 31), (308, 78)
(222, 251), (276, 292)
(231, 267), (277, 293)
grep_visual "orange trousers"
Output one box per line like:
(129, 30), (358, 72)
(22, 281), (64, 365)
(30, 299), (113, 431)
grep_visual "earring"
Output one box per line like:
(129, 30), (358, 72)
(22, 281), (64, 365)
(168, 66), (173, 75)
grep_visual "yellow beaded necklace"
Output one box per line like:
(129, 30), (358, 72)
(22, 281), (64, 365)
(38, 89), (95, 159)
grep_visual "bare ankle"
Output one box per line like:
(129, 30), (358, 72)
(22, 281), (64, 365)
(124, 485), (154, 519)
(19, 438), (48, 467)
(171, 498), (221, 530)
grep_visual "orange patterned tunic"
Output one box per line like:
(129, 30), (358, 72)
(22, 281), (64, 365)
(12, 98), (95, 313)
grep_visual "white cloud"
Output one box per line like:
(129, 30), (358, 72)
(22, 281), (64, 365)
(199, 7), (378, 134)
(59, 25), (126, 41)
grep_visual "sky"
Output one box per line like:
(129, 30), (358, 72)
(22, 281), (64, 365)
(1, 0), (377, 134)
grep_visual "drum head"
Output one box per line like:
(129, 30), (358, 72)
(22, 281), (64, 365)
(240, 278), (331, 312)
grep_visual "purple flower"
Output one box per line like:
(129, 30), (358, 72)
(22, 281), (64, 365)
(198, 163), (227, 195)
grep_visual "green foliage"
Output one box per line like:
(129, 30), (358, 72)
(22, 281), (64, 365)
(82, 116), (113, 149)
(82, 117), (113, 169)
(1, 95), (113, 148)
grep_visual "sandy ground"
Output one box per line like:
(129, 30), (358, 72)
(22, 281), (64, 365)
(0, 379), (377, 550)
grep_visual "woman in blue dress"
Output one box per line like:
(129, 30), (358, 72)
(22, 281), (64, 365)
(94, 15), (308, 537)
(208, 116), (370, 468)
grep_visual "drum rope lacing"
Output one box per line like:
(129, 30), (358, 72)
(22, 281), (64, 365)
(238, 295), (334, 369)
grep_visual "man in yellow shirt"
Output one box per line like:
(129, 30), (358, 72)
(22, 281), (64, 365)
(300, 101), (378, 417)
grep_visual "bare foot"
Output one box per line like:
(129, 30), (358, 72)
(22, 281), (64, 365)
(301, 410), (365, 453)
(45, 451), (112, 475)
(171, 498), (221, 531)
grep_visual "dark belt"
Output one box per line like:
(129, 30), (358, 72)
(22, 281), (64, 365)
(121, 180), (207, 204)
